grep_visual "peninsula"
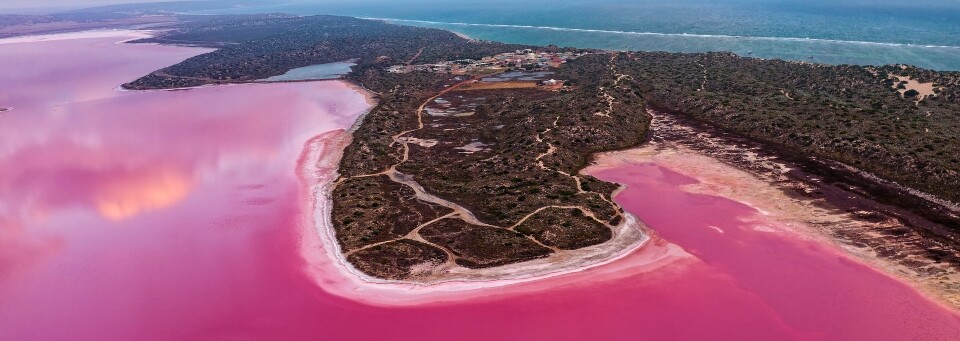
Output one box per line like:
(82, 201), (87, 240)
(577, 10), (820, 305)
(124, 15), (960, 290)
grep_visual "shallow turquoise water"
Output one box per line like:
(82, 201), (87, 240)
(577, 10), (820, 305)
(193, 0), (960, 70)
(378, 18), (960, 71)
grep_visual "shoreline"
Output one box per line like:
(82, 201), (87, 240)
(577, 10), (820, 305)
(6, 22), (960, 340)
(619, 109), (960, 310)
(452, 31), (473, 40)
(105, 27), (639, 299)
(296, 114), (960, 310)
(0, 28), (156, 45)
(294, 86), (675, 305)
(299, 134), (667, 305)
(295, 79), (954, 311)
(118, 76), (356, 92)
(590, 144), (960, 313)
(341, 81), (380, 113)
(28, 26), (957, 311)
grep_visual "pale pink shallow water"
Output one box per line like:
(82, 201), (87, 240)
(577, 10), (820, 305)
(588, 164), (960, 340)
(1, 32), (959, 341)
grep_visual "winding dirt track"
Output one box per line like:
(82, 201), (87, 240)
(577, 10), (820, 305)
(336, 56), (632, 267)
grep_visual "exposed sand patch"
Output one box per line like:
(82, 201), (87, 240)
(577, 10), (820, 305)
(396, 136), (439, 148)
(454, 140), (491, 153)
(889, 73), (941, 101)
(452, 31), (473, 40)
(780, 89), (795, 100)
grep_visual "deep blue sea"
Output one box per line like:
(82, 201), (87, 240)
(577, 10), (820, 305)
(193, 0), (960, 70)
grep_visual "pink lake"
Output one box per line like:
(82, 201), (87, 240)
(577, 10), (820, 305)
(1, 31), (959, 341)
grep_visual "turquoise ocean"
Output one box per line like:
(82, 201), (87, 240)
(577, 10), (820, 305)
(193, 0), (960, 71)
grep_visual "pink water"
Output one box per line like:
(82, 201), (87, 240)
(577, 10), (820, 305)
(1, 32), (958, 341)
(589, 163), (960, 340)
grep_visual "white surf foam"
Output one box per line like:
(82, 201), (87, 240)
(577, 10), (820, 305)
(366, 17), (960, 50)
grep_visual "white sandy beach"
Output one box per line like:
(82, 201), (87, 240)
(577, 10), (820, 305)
(295, 123), (685, 306)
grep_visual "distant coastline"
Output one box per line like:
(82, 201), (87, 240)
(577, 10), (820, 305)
(370, 17), (960, 50)
(372, 17), (960, 71)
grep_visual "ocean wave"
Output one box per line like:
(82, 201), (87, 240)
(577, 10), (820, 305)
(365, 17), (960, 50)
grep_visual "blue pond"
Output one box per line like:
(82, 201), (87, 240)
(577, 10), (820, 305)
(262, 61), (356, 81)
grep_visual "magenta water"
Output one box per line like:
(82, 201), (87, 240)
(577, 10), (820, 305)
(588, 162), (960, 340)
(1, 32), (958, 341)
